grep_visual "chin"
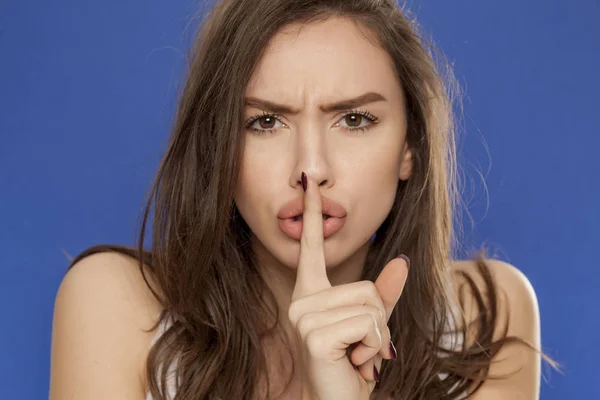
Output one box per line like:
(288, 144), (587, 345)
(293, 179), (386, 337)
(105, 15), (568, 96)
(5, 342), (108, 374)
(274, 235), (352, 270)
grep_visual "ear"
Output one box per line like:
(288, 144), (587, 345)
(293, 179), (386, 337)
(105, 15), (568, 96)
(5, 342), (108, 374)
(398, 143), (413, 181)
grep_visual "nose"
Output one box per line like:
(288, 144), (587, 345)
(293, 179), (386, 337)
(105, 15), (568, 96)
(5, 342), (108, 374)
(289, 121), (335, 191)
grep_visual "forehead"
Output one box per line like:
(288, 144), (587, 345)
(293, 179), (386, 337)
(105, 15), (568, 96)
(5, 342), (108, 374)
(246, 17), (402, 103)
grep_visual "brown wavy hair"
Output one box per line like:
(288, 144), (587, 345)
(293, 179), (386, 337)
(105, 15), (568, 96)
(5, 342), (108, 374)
(66, 0), (560, 398)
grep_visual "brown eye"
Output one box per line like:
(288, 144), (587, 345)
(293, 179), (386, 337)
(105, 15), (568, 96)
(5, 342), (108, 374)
(337, 110), (378, 132)
(245, 113), (284, 135)
(345, 114), (363, 128)
(257, 116), (277, 129)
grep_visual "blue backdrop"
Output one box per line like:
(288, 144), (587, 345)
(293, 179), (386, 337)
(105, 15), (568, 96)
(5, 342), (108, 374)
(1, 1), (598, 399)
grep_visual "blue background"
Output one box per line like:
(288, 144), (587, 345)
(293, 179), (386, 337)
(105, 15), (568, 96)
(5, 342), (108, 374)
(1, 1), (597, 398)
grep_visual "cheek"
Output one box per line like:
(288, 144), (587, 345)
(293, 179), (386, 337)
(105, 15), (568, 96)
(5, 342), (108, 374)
(343, 139), (401, 189)
(344, 147), (400, 234)
(238, 144), (281, 199)
(234, 145), (281, 229)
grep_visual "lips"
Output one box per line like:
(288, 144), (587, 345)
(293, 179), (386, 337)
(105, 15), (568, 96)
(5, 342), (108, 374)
(277, 196), (347, 240)
(277, 196), (347, 220)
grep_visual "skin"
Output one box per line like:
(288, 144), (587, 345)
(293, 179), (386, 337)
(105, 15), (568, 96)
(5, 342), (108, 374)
(234, 15), (412, 344)
(288, 172), (409, 399)
(233, 17), (414, 396)
(49, 16), (542, 400)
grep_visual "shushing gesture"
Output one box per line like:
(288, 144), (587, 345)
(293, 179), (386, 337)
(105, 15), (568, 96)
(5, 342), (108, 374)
(288, 172), (410, 400)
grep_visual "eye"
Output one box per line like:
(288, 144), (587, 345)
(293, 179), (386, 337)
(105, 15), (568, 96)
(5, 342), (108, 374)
(244, 108), (379, 136)
(245, 112), (285, 136)
(335, 109), (379, 133)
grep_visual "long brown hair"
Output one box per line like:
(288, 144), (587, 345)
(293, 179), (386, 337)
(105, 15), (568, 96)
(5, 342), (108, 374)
(66, 0), (560, 398)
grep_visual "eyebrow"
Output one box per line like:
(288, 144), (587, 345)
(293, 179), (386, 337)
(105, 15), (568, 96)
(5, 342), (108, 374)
(244, 92), (388, 115)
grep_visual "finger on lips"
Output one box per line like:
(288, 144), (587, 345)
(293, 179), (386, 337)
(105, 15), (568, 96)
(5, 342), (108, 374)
(293, 172), (330, 301)
(291, 172), (407, 388)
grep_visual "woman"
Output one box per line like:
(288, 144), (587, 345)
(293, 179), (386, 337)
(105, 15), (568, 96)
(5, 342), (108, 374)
(49, 0), (559, 399)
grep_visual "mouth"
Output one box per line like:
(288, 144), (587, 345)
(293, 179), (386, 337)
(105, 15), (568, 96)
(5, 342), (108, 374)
(277, 195), (347, 220)
(279, 214), (346, 240)
(277, 195), (347, 240)
(292, 214), (332, 221)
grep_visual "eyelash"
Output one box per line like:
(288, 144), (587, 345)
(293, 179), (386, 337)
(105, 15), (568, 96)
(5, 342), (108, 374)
(244, 108), (380, 136)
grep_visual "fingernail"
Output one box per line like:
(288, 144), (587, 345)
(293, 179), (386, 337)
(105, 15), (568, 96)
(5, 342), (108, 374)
(301, 172), (307, 192)
(389, 341), (397, 360)
(397, 254), (410, 269)
(373, 365), (380, 382)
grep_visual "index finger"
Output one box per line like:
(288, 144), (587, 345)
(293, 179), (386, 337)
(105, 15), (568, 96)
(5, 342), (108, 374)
(292, 172), (331, 301)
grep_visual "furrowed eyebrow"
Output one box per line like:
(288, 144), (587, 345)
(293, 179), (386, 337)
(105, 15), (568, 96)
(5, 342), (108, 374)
(244, 92), (387, 115)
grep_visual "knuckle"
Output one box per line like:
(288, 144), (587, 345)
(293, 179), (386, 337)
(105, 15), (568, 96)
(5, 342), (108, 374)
(362, 281), (385, 321)
(304, 330), (324, 356)
(362, 305), (380, 325)
(368, 313), (379, 330)
(360, 312), (378, 332)
(365, 304), (379, 317)
(287, 300), (303, 325)
(364, 312), (376, 325)
(296, 314), (313, 338)
(360, 279), (375, 292)
(287, 303), (298, 324)
(365, 314), (383, 346)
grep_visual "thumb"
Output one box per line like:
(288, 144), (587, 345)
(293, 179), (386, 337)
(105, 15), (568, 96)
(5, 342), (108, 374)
(374, 255), (410, 320)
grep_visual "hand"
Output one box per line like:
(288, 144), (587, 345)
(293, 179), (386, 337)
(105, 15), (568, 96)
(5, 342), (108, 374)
(288, 173), (410, 400)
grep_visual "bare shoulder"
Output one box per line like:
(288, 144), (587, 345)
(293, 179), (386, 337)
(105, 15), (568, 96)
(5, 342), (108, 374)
(450, 258), (539, 310)
(50, 250), (164, 400)
(450, 258), (542, 399)
(450, 259), (540, 336)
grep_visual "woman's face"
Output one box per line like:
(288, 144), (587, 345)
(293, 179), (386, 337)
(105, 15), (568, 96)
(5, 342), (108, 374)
(235, 17), (413, 271)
